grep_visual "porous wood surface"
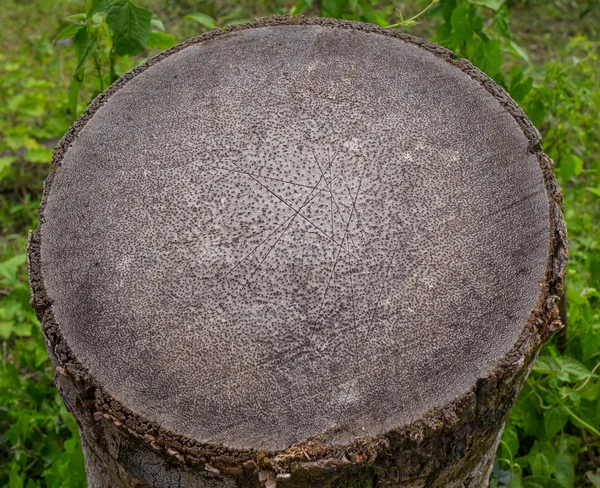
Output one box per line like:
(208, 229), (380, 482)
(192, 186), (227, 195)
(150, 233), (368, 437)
(30, 17), (566, 480)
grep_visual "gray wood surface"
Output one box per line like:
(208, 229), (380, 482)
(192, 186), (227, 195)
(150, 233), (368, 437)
(29, 17), (566, 487)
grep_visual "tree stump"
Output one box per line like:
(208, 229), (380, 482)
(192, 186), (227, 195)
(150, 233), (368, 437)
(28, 16), (567, 488)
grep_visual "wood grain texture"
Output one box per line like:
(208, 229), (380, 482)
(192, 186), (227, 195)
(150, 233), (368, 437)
(28, 16), (567, 487)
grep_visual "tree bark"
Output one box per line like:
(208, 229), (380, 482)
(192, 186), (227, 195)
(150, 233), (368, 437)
(28, 16), (567, 488)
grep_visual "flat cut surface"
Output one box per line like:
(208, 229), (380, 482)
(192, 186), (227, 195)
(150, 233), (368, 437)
(41, 24), (550, 450)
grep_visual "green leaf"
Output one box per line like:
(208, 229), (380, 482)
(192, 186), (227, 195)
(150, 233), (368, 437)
(586, 187), (600, 198)
(509, 470), (524, 488)
(512, 384), (545, 437)
(64, 13), (87, 23)
(559, 154), (584, 182)
(322, 0), (342, 18)
(72, 26), (96, 81)
(69, 77), (82, 116)
(184, 12), (217, 29)
(4, 134), (38, 151)
(151, 18), (165, 31)
(509, 66), (533, 103)
(8, 462), (26, 488)
(24, 148), (53, 163)
(451, 2), (473, 45)
(557, 357), (594, 381)
(0, 254), (27, 285)
(106, 0), (152, 56)
(522, 476), (559, 488)
(436, 22), (453, 47)
(501, 423), (520, 460)
(73, 26), (89, 62)
(530, 452), (551, 478)
(467, 0), (505, 10)
(533, 356), (560, 376)
(512, 76), (533, 103)
(56, 24), (84, 40)
(74, 35), (98, 78)
(544, 406), (568, 440)
(492, 5), (510, 38)
(0, 320), (32, 340)
(88, 0), (117, 16)
(529, 441), (556, 477)
(442, 0), (457, 22)
(146, 31), (176, 49)
(566, 286), (588, 305)
(481, 39), (503, 77)
(358, 0), (388, 26)
(526, 99), (545, 127)
(0, 155), (16, 180)
(533, 356), (594, 382)
(554, 453), (574, 488)
(509, 39), (530, 63)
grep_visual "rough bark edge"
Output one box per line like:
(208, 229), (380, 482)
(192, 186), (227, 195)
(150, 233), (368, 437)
(27, 15), (568, 486)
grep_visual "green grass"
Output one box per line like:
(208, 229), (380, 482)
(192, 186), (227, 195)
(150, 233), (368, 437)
(1, 0), (599, 486)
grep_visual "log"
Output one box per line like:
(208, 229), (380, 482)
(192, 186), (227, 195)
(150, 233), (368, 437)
(28, 16), (567, 488)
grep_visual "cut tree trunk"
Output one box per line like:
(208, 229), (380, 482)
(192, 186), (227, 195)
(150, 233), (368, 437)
(28, 16), (567, 488)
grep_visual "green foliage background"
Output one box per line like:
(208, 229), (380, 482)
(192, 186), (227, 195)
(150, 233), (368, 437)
(0, 0), (599, 486)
